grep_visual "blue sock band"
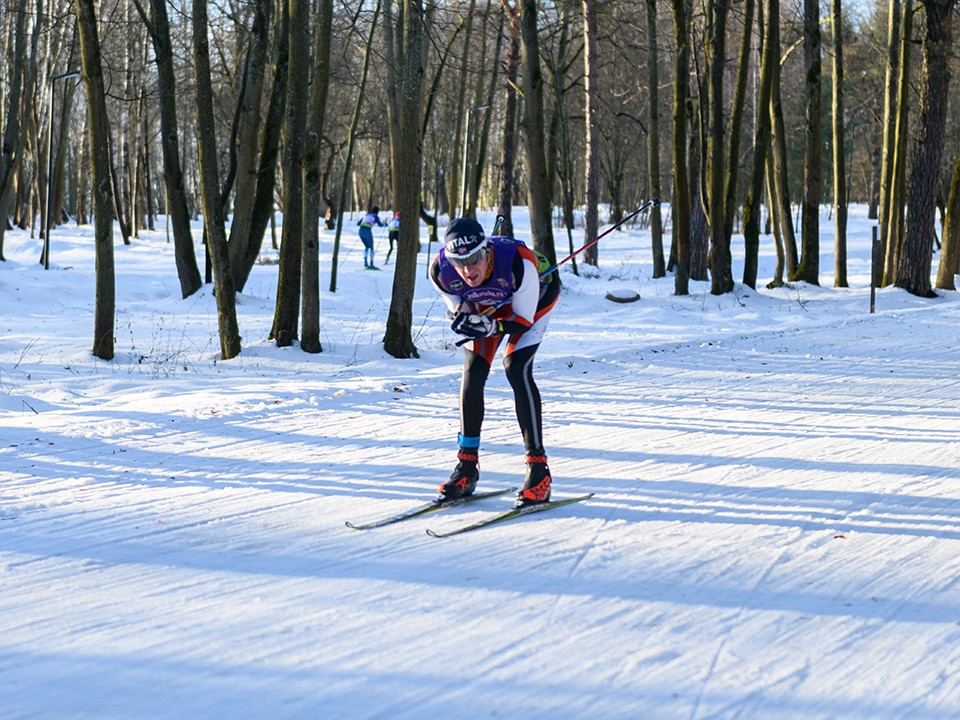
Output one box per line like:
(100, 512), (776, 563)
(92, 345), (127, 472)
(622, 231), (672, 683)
(458, 434), (481, 449)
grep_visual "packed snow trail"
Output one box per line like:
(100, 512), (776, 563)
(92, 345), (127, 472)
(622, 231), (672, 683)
(3, 209), (960, 718)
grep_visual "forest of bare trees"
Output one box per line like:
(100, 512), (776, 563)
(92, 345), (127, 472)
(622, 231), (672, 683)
(2, 0), (959, 359)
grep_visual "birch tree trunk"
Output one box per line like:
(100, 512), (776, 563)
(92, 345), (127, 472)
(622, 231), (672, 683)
(582, 0), (600, 266)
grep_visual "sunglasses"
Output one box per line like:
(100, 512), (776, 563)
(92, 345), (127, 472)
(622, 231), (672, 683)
(448, 245), (489, 268)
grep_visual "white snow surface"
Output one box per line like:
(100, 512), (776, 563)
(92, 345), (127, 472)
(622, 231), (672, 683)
(2, 207), (960, 719)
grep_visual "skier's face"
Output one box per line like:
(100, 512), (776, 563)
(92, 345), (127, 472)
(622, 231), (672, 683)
(452, 247), (491, 287)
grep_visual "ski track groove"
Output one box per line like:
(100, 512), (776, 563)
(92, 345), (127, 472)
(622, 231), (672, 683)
(688, 520), (809, 720)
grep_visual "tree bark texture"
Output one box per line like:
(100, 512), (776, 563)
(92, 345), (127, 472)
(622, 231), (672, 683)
(795, 0), (822, 285)
(192, 0), (241, 360)
(300, 0), (333, 354)
(832, 0), (848, 288)
(497, 2), (520, 238)
(582, 0), (600, 266)
(137, 0), (203, 299)
(672, 0), (691, 296)
(645, 0), (665, 278)
(742, 0), (774, 289)
(272, 0), (311, 346)
(518, 0), (556, 265)
(383, 0), (425, 359)
(76, 0), (116, 360)
(897, 0), (955, 297)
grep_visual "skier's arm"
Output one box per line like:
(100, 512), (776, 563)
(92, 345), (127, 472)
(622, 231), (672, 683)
(495, 249), (540, 335)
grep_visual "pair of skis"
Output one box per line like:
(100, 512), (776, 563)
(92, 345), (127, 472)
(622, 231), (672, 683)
(345, 487), (594, 538)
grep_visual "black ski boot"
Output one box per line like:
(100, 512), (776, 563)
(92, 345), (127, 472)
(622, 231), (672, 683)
(437, 451), (479, 500)
(516, 454), (552, 507)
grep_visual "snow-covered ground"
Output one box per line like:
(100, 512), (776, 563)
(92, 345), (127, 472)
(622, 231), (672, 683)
(2, 206), (960, 719)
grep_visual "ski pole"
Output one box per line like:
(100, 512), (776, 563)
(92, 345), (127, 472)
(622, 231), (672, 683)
(540, 197), (660, 281)
(454, 198), (660, 345)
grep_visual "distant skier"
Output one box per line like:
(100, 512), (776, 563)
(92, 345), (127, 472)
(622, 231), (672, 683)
(385, 211), (400, 264)
(357, 206), (385, 269)
(430, 217), (560, 508)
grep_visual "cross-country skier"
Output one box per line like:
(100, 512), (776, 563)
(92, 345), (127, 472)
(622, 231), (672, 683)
(385, 211), (400, 264)
(430, 217), (560, 508)
(357, 206), (385, 269)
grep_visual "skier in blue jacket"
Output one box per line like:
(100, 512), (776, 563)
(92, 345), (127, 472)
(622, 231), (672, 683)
(357, 206), (385, 269)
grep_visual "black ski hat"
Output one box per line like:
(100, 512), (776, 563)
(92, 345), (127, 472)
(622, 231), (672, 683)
(444, 217), (488, 257)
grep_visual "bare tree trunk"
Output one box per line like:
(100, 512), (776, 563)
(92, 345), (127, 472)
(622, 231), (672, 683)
(519, 0), (555, 264)
(329, 2), (381, 293)
(705, 0), (731, 293)
(743, 0), (774, 289)
(582, 0), (600, 266)
(767, 0), (798, 277)
(832, 0), (848, 288)
(133, 0), (203, 298)
(235, 6), (290, 292)
(897, 0), (955, 297)
(300, 0), (333, 354)
(883, 0), (912, 285)
(672, 0), (691, 296)
(468, 2), (502, 218)
(192, 0), (241, 360)
(226, 0), (272, 283)
(449, 0), (476, 219)
(646, 0), (664, 278)
(272, 0), (311, 346)
(721, 0), (754, 272)
(877, 0), (901, 276)
(766, 148), (786, 287)
(383, 0), (402, 211)
(497, 1), (520, 237)
(76, 0), (115, 360)
(794, 0), (822, 285)
(937, 144), (960, 289)
(383, 0), (425, 359)
(0, 0), (28, 261)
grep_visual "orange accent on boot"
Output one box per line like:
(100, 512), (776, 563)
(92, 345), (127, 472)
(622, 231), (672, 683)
(521, 475), (551, 502)
(457, 452), (478, 463)
(525, 455), (548, 464)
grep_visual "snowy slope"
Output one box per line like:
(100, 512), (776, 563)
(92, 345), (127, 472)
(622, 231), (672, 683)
(2, 207), (960, 719)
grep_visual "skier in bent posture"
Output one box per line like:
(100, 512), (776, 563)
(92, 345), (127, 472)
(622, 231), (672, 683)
(430, 217), (560, 508)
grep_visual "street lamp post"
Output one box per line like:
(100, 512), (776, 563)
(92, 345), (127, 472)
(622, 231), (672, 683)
(460, 103), (489, 219)
(42, 69), (81, 270)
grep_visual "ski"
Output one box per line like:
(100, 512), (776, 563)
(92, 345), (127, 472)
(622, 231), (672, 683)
(425, 493), (595, 538)
(345, 487), (516, 530)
